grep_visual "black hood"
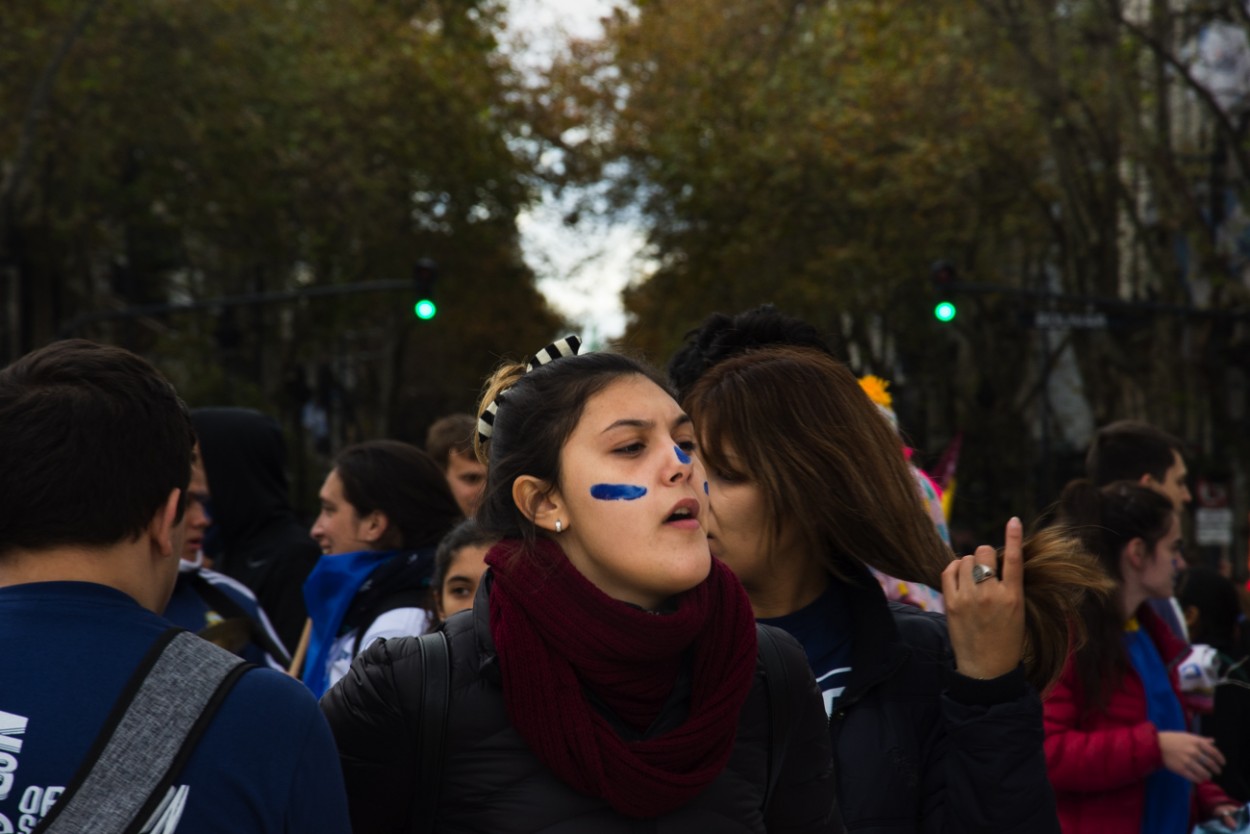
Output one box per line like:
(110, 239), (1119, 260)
(191, 407), (310, 562)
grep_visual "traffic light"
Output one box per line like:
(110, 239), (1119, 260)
(930, 260), (957, 322)
(413, 258), (438, 320)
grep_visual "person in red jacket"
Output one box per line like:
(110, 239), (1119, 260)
(1046, 479), (1241, 834)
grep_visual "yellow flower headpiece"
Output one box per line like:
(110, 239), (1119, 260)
(858, 375), (893, 409)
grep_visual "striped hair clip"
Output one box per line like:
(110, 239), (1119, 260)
(477, 335), (581, 442)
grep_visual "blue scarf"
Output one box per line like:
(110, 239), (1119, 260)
(1124, 618), (1191, 834)
(301, 550), (397, 698)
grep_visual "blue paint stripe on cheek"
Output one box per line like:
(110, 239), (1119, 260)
(703, 481), (709, 495)
(590, 484), (648, 501)
(674, 445), (692, 464)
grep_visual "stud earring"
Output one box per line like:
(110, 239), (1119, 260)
(555, 519), (563, 533)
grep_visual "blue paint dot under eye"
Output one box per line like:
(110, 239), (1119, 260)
(590, 484), (648, 501)
(674, 445), (692, 464)
(704, 481), (709, 495)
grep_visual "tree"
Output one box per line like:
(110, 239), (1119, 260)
(1, 0), (563, 498)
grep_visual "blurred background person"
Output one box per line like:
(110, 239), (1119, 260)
(1177, 565), (1250, 802)
(1086, 419), (1193, 641)
(426, 518), (496, 631)
(192, 407), (321, 654)
(1045, 480), (1238, 834)
(295, 439), (461, 697)
(427, 412), (487, 517)
(163, 448), (291, 669)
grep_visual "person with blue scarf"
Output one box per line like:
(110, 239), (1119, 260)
(1045, 480), (1241, 834)
(296, 440), (462, 697)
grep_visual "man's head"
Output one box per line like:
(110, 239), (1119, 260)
(1086, 420), (1191, 509)
(0, 340), (195, 560)
(426, 413), (485, 516)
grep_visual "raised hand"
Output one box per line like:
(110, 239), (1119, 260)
(942, 517), (1026, 681)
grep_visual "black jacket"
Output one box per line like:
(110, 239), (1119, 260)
(322, 576), (839, 833)
(830, 567), (1060, 834)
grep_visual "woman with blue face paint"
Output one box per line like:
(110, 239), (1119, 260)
(321, 337), (839, 833)
(673, 316), (1113, 834)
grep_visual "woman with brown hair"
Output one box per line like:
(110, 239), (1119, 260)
(677, 326), (1110, 833)
(321, 338), (838, 832)
(1045, 480), (1239, 834)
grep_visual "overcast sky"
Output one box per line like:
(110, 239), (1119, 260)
(506, 0), (641, 343)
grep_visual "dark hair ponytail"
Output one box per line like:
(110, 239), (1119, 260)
(334, 440), (461, 551)
(1055, 478), (1175, 711)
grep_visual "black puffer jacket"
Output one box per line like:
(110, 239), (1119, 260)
(322, 576), (839, 833)
(830, 565), (1060, 834)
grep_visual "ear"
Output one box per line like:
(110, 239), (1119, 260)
(512, 475), (564, 533)
(1123, 537), (1147, 572)
(1139, 472), (1160, 490)
(149, 488), (182, 560)
(358, 510), (390, 546)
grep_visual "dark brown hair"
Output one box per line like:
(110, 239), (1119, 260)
(333, 440), (462, 551)
(425, 413), (476, 470)
(686, 346), (1111, 694)
(0, 339), (195, 557)
(474, 350), (669, 544)
(1056, 479), (1177, 711)
(427, 518), (498, 630)
(1086, 420), (1185, 485)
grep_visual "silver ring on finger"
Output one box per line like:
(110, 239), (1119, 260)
(972, 564), (996, 584)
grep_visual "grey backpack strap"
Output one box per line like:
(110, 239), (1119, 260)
(410, 630), (450, 834)
(756, 623), (791, 816)
(34, 627), (250, 834)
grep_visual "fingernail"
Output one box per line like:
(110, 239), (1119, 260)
(1009, 516), (1022, 528)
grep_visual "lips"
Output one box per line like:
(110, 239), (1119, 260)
(664, 498), (701, 529)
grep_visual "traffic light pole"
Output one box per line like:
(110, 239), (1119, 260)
(939, 280), (1250, 324)
(56, 279), (414, 338)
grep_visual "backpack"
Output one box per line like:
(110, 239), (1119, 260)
(32, 628), (252, 834)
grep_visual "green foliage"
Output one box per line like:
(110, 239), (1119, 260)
(543, 0), (1250, 534)
(2, 0), (563, 458)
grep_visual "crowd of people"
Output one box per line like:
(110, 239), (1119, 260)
(1, 305), (1248, 833)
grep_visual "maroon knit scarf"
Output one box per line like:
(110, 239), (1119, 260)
(485, 536), (758, 818)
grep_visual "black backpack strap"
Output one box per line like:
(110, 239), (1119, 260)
(410, 631), (450, 834)
(34, 627), (252, 834)
(351, 589), (432, 657)
(757, 623), (791, 816)
(186, 571), (292, 667)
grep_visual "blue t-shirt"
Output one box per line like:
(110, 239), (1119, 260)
(0, 581), (349, 833)
(759, 582), (853, 714)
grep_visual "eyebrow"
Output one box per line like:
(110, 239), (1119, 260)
(600, 415), (692, 434)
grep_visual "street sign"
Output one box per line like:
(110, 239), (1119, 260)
(1029, 311), (1108, 330)
(1196, 507), (1235, 546)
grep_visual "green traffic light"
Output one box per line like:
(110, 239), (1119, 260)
(934, 301), (956, 322)
(414, 299), (437, 320)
